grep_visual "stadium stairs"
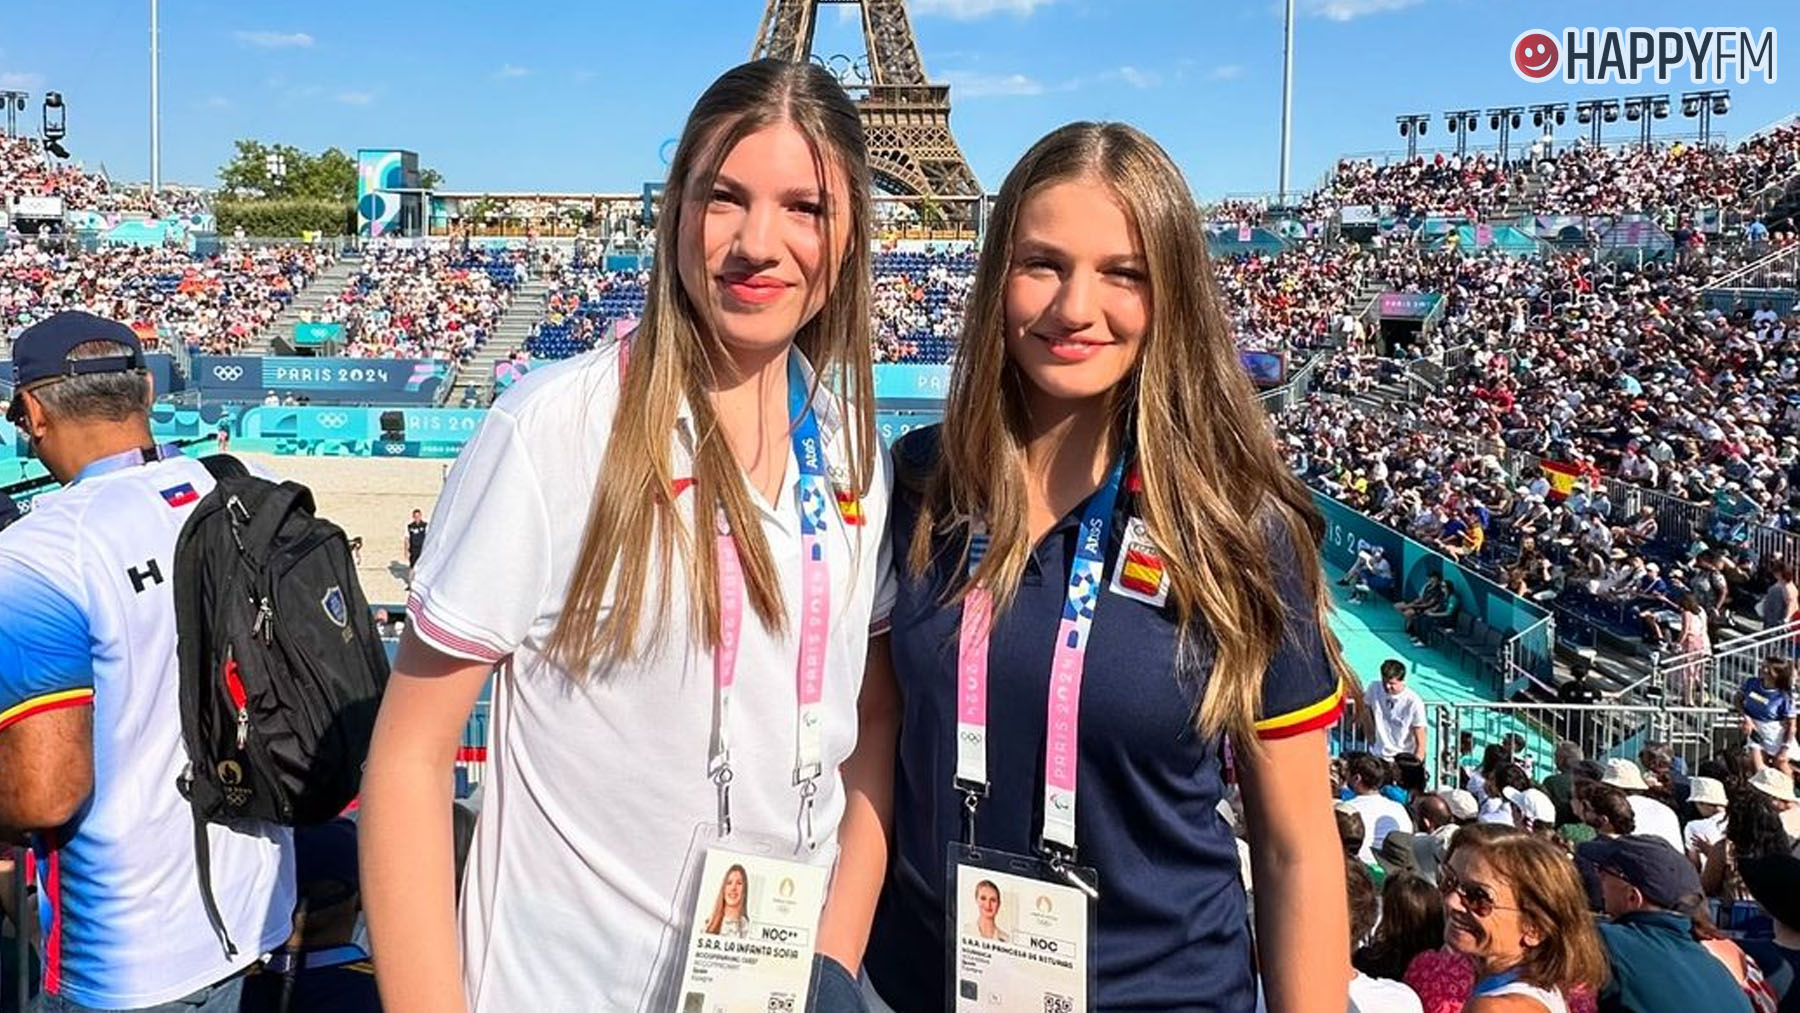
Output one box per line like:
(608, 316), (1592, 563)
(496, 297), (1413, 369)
(449, 275), (550, 405)
(253, 253), (363, 356)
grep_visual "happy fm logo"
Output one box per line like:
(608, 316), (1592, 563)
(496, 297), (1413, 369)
(1512, 28), (1777, 84)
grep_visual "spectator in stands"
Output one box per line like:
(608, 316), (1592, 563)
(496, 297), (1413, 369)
(403, 508), (428, 589)
(1346, 858), (1425, 1013)
(1409, 789), (1479, 884)
(1591, 834), (1754, 1013)
(360, 59), (893, 1013)
(1394, 572), (1449, 627)
(1363, 658), (1428, 760)
(1737, 854), (1800, 1010)
(1544, 742), (1587, 828)
(1749, 768), (1800, 841)
(1356, 871), (1445, 985)
(1344, 753), (1415, 864)
(1603, 758), (1686, 853)
(1740, 657), (1797, 775)
(1407, 582), (1460, 647)
(1684, 776), (1732, 875)
(1440, 831), (1609, 1013)
(1575, 781), (1639, 910)
(1760, 563), (1798, 630)
(867, 121), (1350, 1012)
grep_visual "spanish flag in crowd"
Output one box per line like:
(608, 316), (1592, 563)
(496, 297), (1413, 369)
(1541, 460), (1583, 501)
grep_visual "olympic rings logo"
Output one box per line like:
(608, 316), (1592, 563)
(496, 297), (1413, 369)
(316, 413), (349, 429)
(212, 365), (245, 382)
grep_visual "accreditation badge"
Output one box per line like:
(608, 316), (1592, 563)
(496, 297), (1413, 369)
(947, 844), (1096, 1012)
(675, 845), (829, 1013)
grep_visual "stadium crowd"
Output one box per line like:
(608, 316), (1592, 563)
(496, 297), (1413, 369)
(0, 240), (331, 355)
(307, 247), (520, 361)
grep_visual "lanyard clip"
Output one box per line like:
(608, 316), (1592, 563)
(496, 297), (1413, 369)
(712, 765), (734, 838)
(957, 784), (984, 845)
(798, 777), (819, 852)
(1039, 842), (1098, 900)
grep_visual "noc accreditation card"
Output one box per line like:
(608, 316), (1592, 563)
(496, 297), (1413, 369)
(675, 847), (829, 1013)
(948, 843), (1095, 1013)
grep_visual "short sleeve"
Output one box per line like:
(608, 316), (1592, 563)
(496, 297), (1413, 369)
(407, 408), (551, 663)
(0, 558), (94, 730)
(1253, 516), (1345, 741)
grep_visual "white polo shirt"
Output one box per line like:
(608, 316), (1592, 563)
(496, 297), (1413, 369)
(1363, 679), (1427, 759)
(408, 344), (893, 1012)
(0, 454), (294, 1009)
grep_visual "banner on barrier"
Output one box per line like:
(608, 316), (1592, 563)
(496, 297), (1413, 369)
(192, 355), (451, 404)
(872, 364), (953, 404)
(1376, 292), (1443, 318)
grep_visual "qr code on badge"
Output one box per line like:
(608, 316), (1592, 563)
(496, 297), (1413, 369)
(1043, 994), (1075, 1013)
(767, 994), (796, 1013)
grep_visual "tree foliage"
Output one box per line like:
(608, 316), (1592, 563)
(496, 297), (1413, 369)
(217, 140), (444, 202)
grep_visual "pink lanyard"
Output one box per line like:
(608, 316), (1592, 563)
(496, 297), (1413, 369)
(708, 354), (833, 850)
(954, 458), (1124, 870)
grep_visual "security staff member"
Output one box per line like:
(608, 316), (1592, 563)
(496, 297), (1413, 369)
(0, 311), (295, 1012)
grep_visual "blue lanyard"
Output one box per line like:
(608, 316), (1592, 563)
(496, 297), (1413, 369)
(787, 353), (830, 538)
(1472, 968), (1523, 996)
(72, 445), (166, 486)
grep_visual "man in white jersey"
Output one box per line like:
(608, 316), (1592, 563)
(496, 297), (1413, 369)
(0, 312), (294, 1011)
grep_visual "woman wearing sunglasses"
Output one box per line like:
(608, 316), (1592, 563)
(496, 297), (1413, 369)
(1439, 832), (1608, 1013)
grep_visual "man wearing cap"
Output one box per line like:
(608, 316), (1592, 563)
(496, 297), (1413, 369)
(0, 311), (295, 1011)
(1593, 834), (1753, 1012)
(1602, 757), (1684, 853)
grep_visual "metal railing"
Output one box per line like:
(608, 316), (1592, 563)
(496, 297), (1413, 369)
(1500, 613), (1557, 698)
(1704, 243), (1800, 290)
(1652, 616), (1800, 711)
(1434, 701), (1736, 787)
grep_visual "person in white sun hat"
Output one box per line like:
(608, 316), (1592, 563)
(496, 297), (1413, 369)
(1682, 776), (1730, 871)
(1747, 766), (1800, 840)
(1601, 757), (1684, 853)
(1504, 786), (1559, 838)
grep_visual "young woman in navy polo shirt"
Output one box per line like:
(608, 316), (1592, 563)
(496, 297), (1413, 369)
(865, 123), (1350, 1011)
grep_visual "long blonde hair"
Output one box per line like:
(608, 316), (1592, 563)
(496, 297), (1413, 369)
(545, 59), (876, 673)
(910, 122), (1344, 747)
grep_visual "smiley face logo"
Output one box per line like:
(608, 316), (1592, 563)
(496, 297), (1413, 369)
(1512, 30), (1559, 81)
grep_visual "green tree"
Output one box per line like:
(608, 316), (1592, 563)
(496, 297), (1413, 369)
(218, 140), (443, 200)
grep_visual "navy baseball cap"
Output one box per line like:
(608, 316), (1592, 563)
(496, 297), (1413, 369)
(1591, 833), (1703, 909)
(6, 311), (145, 424)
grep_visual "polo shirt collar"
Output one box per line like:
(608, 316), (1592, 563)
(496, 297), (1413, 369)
(671, 348), (845, 442)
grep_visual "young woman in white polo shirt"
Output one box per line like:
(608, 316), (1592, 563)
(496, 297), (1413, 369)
(359, 60), (895, 1013)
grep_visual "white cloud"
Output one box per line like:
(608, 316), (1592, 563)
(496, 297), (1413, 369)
(493, 64), (530, 80)
(0, 71), (44, 89)
(335, 90), (374, 106)
(1113, 66), (1158, 89)
(941, 69), (1044, 97)
(912, 0), (1053, 20)
(199, 95), (232, 110)
(1301, 0), (1425, 21)
(233, 30), (315, 49)
(1209, 64), (1244, 80)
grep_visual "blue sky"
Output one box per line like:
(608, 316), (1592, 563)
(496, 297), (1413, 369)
(0, 0), (1791, 200)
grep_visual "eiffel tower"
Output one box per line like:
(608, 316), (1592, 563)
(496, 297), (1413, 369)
(753, 0), (982, 216)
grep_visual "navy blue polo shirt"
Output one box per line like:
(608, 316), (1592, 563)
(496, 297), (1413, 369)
(866, 428), (1343, 1012)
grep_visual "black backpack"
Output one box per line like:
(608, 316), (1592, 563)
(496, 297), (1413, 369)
(173, 455), (390, 956)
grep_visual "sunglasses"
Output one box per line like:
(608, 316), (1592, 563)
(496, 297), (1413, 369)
(1439, 865), (1520, 918)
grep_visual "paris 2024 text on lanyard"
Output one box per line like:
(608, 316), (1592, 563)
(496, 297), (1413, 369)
(947, 457), (1124, 1012)
(671, 352), (844, 1013)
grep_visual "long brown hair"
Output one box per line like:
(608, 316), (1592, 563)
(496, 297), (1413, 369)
(1454, 833), (1610, 993)
(910, 121), (1345, 746)
(545, 59), (876, 672)
(704, 863), (750, 934)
